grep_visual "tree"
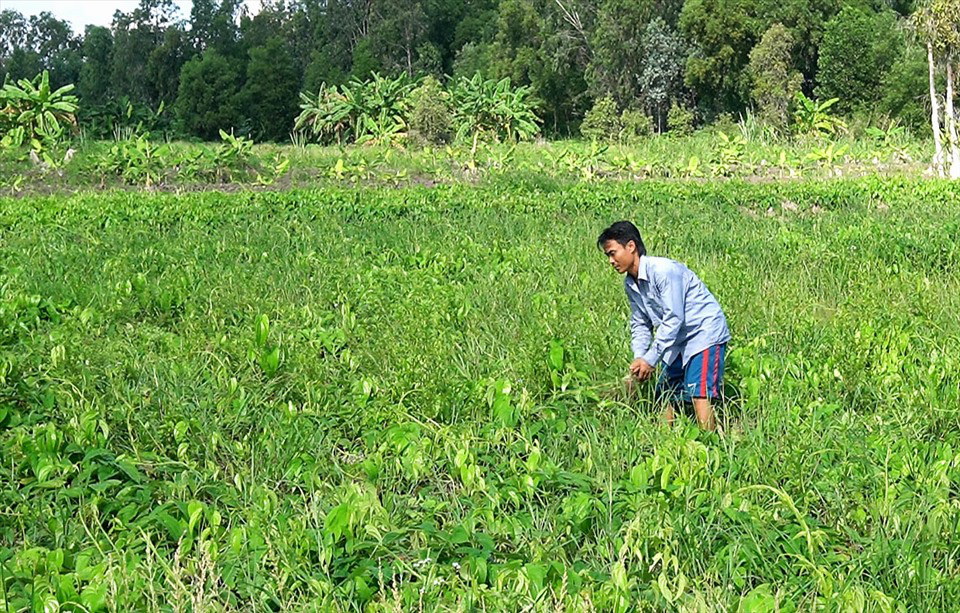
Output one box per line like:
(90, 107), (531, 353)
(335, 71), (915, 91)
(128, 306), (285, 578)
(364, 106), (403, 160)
(638, 17), (688, 132)
(680, 0), (761, 115)
(110, 1), (181, 106)
(78, 26), (114, 105)
(0, 10), (29, 67)
(914, 0), (960, 178)
(587, 0), (652, 107)
(148, 26), (189, 106)
(424, 0), (497, 75)
(747, 23), (802, 131)
(1, 11), (80, 88)
(815, 7), (903, 112)
(879, 44), (930, 130)
(190, 0), (244, 57)
(4, 49), (43, 84)
(242, 36), (300, 141)
(175, 50), (243, 139)
(374, 0), (430, 76)
(487, 0), (589, 134)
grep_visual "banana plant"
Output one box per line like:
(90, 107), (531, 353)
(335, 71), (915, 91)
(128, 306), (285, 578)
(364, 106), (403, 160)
(452, 73), (541, 147)
(805, 141), (849, 173)
(294, 84), (351, 145)
(0, 70), (78, 151)
(295, 73), (412, 146)
(793, 92), (846, 137)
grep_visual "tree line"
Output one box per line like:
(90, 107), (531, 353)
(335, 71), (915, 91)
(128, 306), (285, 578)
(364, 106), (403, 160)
(0, 0), (941, 141)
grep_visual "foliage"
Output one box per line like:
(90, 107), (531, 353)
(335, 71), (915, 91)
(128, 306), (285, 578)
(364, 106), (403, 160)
(586, 0), (651, 107)
(241, 37), (300, 142)
(815, 7), (903, 113)
(2, 179), (960, 609)
(0, 70), (78, 152)
(0, 0), (936, 142)
(620, 108), (654, 141)
(93, 131), (167, 186)
(451, 73), (541, 143)
(79, 97), (168, 142)
(793, 92), (847, 136)
(878, 45), (930, 131)
(408, 76), (454, 145)
(667, 102), (695, 135)
(580, 95), (621, 142)
(174, 51), (243, 141)
(294, 84), (350, 145)
(76, 26), (112, 107)
(710, 131), (748, 176)
(679, 0), (757, 114)
(748, 23), (803, 133)
(295, 73), (413, 146)
(638, 17), (687, 132)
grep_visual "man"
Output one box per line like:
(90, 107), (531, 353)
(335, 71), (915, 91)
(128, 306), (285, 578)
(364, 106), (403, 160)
(598, 221), (730, 430)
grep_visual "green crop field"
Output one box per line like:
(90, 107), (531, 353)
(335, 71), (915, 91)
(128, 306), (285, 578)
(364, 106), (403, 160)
(2, 178), (960, 611)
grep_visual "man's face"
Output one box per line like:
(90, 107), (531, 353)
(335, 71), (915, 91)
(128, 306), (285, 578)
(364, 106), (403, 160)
(602, 239), (636, 274)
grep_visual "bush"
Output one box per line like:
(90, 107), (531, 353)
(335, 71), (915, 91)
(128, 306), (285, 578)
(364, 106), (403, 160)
(294, 73), (413, 145)
(451, 73), (540, 143)
(175, 51), (243, 140)
(815, 7), (902, 113)
(878, 46), (929, 132)
(748, 23), (803, 132)
(620, 109), (653, 141)
(408, 76), (453, 145)
(667, 102), (694, 135)
(580, 96), (621, 142)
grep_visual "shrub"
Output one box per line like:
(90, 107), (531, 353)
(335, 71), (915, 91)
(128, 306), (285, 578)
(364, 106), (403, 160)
(408, 76), (453, 145)
(451, 73), (540, 144)
(580, 96), (621, 142)
(815, 7), (902, 113)
(620, 108), (653, 141)
(175, 51), (243, 140)
(667, 102), (694, 135)
(748, 23), (803, 132)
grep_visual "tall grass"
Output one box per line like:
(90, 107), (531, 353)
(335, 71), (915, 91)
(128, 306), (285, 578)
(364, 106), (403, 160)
(1, 179), (958, 610)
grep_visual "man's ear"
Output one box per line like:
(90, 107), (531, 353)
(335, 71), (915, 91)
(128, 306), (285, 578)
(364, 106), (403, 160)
(627, 240), (636, 254)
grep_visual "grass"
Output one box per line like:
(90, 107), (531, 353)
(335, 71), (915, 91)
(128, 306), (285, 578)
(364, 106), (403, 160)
(1, 178), (959, 610)
(0, 126), (934, 196)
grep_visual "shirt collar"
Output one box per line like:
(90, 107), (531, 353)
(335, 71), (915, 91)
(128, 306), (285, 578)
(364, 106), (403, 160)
(635, 255), (649, 282)
(625, 255), (648, 294)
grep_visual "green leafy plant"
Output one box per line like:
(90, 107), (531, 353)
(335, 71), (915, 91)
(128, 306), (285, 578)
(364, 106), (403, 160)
(451, 73), (541, 149)
(580, 96), (621, 142)
(213, 128), (255, 181)
(793, 92), (847, 136)
(93, 131), (167, 186)
(408, 76), (454, 145)
(0, 70), (78, 152)
(805, 141), (849, 172)
(620, 108), (654, 141)
(667, 102), (694, 135)
(294, 73), (413, 146)
(711, 131), (748, 176)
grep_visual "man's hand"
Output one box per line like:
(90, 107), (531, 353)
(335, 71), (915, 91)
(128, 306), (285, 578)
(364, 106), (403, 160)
(630, 357), (654, 381)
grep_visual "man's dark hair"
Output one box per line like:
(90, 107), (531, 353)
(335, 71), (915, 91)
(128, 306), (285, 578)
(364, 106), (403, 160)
(597, 221), (646, 255)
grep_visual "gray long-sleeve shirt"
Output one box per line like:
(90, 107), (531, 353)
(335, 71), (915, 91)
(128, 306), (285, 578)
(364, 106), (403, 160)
(625, 255), (730, 367)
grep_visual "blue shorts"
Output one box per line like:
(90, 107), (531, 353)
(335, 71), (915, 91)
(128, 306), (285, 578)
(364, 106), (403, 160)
(655, 344), (727, 403)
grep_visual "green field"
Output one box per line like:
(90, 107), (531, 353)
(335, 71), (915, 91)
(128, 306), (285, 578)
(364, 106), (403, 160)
(0, 127), (931, 196)
(2, 178), (960, 611)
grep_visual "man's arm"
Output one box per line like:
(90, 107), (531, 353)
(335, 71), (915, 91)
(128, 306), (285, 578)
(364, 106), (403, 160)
(641, 266), (686, 367)
(629, 297), (653, 359)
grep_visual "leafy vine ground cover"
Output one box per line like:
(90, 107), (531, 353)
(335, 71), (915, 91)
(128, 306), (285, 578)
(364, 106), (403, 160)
(1, 178), (959, 611)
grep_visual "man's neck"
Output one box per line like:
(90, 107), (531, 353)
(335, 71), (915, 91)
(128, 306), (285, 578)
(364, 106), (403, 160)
(627, 255), (642, 281)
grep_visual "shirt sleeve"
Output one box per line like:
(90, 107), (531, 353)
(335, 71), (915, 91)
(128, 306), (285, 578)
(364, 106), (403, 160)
(629, 295), (653, 360)
(642, 265), (686, 366)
